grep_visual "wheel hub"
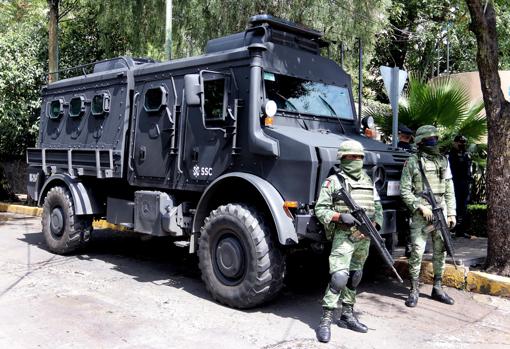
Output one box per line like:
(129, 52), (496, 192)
(50, 207), (64, 237)
(216, 236), (244, 279)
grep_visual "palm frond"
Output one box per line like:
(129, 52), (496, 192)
(372, 73), (487, 146)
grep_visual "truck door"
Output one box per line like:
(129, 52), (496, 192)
(182, 72), (236, 186)
(132, 82), (176, 182)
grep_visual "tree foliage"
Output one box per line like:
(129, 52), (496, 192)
(1, 0), (509, 158)
(0, 1), (46, 158)
(170, 0), (391, 81)
(367, 0), (510, 102)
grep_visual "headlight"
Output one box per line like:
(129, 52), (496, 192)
(362, 116), (375, 129)
(264, 100), (277, 117)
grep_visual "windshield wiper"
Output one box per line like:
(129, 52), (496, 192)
(318, 95), (345, 134)
(277, 108), (318, 118)
(275, 92), (299, 111)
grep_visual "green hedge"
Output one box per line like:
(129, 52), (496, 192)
(465, 204), (487, 237)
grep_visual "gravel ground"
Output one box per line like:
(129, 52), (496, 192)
(1, 212), (509, 349)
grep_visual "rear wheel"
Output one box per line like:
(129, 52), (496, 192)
(42, 186), (92, 254)
(198, 204), (285, 308)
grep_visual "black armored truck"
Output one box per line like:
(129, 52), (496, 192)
(27, 15), (407, 308)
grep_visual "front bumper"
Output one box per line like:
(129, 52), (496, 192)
(295, 209), (397, 242)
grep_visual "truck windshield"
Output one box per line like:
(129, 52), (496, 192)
(264, 72), (354, 120)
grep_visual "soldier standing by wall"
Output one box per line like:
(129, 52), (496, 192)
(315, 140), (383, 343)
(448, 135), (472, 238)
(400, 125), (456, 308)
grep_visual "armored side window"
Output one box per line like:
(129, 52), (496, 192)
(91, 92), (111, 116)
(203, 78), (226, 121)
(48, 99), (64, 119)
(144, 86), (168, 112)
(69, 96), (85, 118)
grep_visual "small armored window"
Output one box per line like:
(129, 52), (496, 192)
(144, 86), (168, 112)
(203, 78), (226, 121)
(69, 96), (85, 118)
(91, 92), (111, 116)
(48, 99), (64, 119)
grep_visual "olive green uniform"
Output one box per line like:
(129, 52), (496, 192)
(315, 171), (383, 308)
(400, 153), (456, 279)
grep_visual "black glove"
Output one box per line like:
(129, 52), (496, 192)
(340, 213), (356, 226)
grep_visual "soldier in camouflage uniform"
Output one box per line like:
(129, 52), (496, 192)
(315, 140), (383, 343)
(400, 125), (456, 308)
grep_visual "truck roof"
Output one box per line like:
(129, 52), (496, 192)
(205, 14), (326, 55)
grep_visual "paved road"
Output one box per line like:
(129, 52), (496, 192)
(1, 212), (509, 349)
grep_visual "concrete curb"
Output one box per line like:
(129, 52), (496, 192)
(0, 203), (42, 217)
(0, 203), (125, 231)
(394, 258), (510, 298)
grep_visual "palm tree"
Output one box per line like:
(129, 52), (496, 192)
(366, 74), (487, 148)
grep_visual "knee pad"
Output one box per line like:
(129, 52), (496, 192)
(329, 270), (349, 294)
(346, 270), (363, 289)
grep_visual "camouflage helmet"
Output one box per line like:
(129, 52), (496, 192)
(415, 125), (438, 144)
(337, 140), (365, 160)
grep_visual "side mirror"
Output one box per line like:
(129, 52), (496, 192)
(184, 74), (201, 106)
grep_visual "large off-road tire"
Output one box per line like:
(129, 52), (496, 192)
(198, 204), (285, 308)
(41, 186), (92, 255)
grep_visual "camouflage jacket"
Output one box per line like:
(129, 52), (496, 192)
(315, 170), (383, 240)
(400, 152), (456, 216)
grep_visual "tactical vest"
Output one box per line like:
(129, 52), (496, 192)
(414, 155), (448, 195)
(333, 171), (376, 220)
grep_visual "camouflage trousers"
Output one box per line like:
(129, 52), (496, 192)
(322, 231), (370, 309)
(408, 212), (446, 280)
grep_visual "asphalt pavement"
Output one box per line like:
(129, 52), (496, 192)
(1, 212), (509, 349)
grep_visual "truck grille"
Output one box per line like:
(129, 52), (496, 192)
(392, 153), (409, 164)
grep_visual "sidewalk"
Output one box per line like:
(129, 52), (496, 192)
(1, 201), (509, 298)
(393, 236), (510, 298)
(394, 234), (488, 267)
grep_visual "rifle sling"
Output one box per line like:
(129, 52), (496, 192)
(417, 155), (435, 202)
(334, 169), (347, 192)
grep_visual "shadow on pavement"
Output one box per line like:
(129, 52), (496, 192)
(0, 216), (38, 224)
(19, 229), (406, 331)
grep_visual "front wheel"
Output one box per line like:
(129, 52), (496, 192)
(198, 204), (285, 308)
(42, 186), (92, 255)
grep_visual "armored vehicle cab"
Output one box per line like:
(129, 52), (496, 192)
(27, 15), (408, 308)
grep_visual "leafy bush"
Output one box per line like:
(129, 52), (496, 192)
(0, 3), (46, 159)
(465, 204), (487, 237)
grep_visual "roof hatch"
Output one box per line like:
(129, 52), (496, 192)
(205, 14), (327, 55)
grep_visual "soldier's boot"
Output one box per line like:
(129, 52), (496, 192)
(405, 278), (420, 307)
(316, 308), (334, 343)
(338, 303), (368, 333)
(431, 276), (455, 305)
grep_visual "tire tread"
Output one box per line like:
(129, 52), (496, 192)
(198, 203), (285, 308)
(41, 186), (92, 255)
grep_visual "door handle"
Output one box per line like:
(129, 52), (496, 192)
(139, 146), (146, 161)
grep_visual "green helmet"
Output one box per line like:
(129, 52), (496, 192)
(337, 140), (365, 160)
(415, 125), (438, 144)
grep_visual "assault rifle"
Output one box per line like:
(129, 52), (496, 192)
(332, 174), (403, 283)
(417, 159), (458, 269)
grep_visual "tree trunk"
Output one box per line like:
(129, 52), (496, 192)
(48, 0), (59, 83)
(466, 0), (510, 276)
